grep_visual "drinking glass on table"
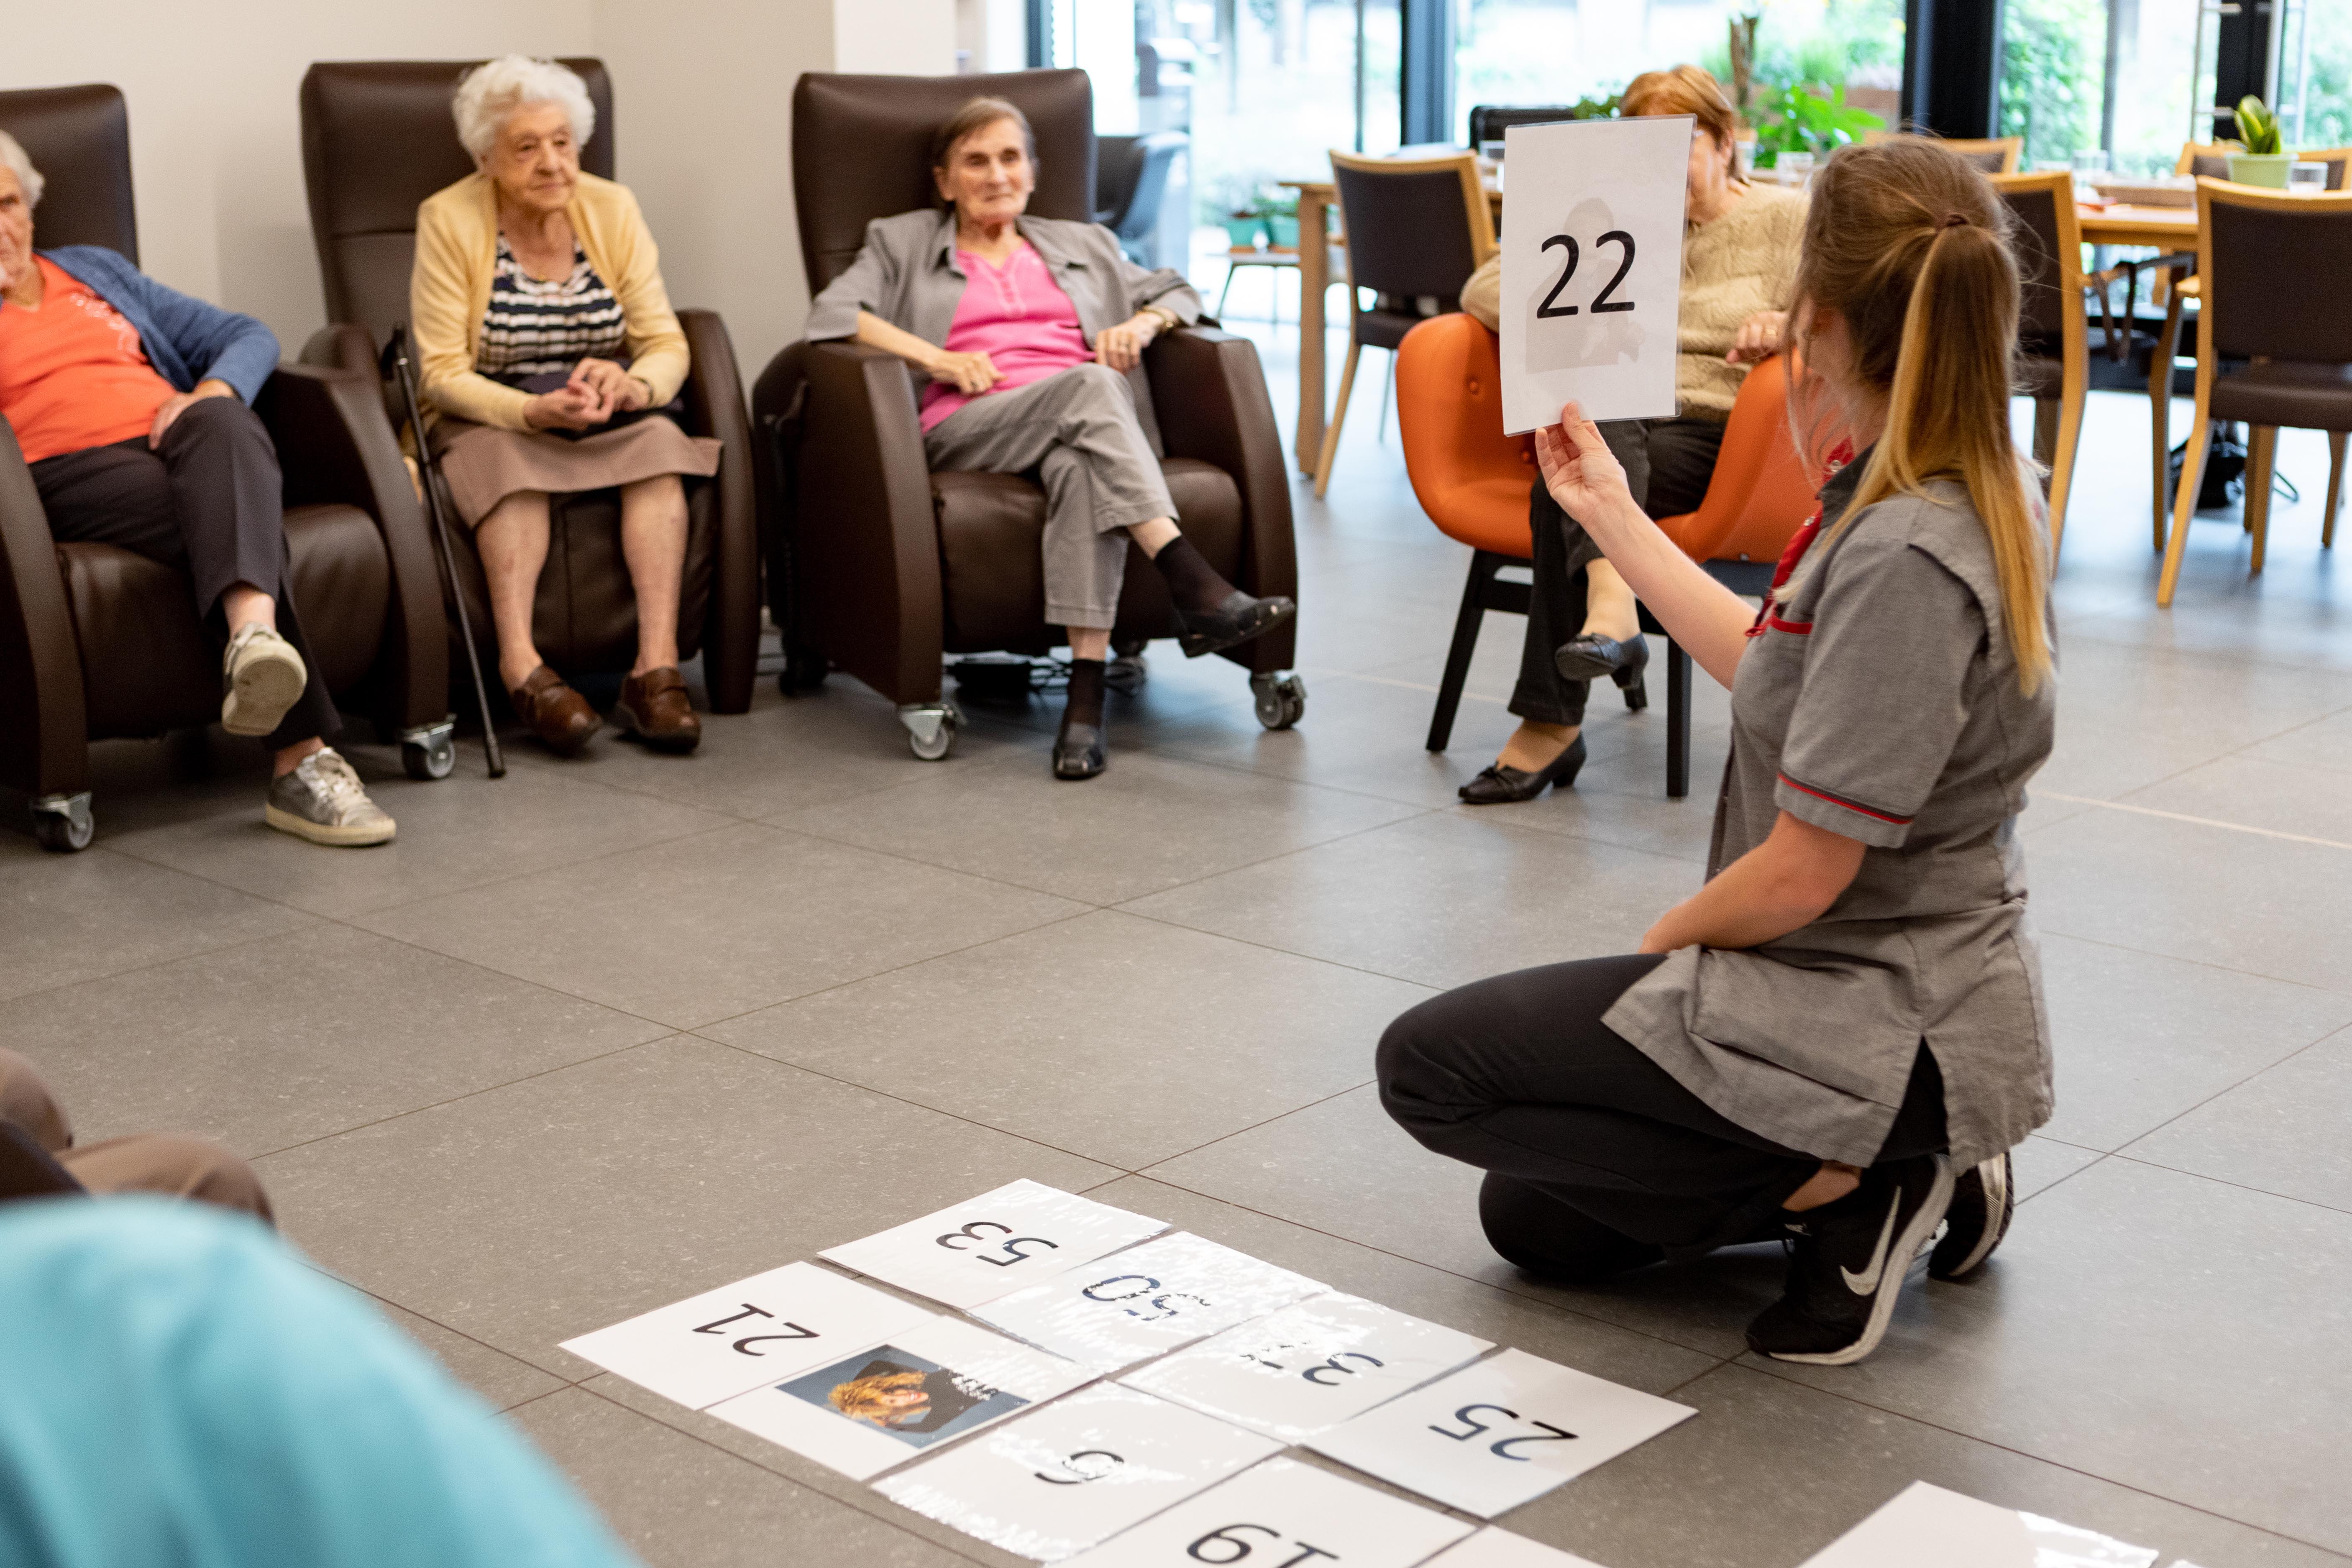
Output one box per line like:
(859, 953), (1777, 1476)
(1779, 150), (1815, 186)
(2288, 161), (2329, 195)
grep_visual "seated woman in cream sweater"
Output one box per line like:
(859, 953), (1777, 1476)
(1456, 66), (1806, 804)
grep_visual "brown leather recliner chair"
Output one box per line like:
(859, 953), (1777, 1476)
(0, 84), (450, 852)
(297, 60), (759, 715)
(755, 69), (1303, 760)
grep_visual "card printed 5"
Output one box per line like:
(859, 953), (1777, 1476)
(1305, 1348), (1695, 1517)
(559, 1261), (934, 1409)
(875, 1383), (1282, 1561)
(1120, 1293), (1492, 1440)
(821, 1181), (1169, 1310)
(974, 1232), (1326, 1372)
(1063, 1455), (1475, 1568)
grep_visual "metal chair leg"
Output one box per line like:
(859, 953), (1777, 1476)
(1428, 553), (1500, 752)
(1666, 640), (1692, 800)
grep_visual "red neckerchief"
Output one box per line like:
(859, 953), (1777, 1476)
(1745, 439), (1855, 638)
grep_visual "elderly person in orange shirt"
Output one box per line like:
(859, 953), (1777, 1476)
(411, 55), (719, 757)
(0, 132), (393, 845)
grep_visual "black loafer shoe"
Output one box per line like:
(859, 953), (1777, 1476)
(1053, 721), (1107, 780)
(1554, 632), (1651, 686)
(1458, 734), (1587, 805)
(1178, 591), (1298, 659)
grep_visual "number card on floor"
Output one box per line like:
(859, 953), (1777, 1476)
(1121, 1292), (1492, 1440)
(1305, 1348), (1695, 1517)
(1064, 1455), (1476, 1568)
(973, 1232), (1326, 1372)
(875, 1383), (1282, 1561)
(821, 1180), (1169, 1310)
(1796, 1482), (2158, 1568)
(1427, 1530), (1618, 1568)
(558, 1261), (934, 1409)
(1497, 115), (1692, 433)
(704, 1316), (1091, 1481)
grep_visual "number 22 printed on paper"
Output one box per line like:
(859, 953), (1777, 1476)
(1499, 115), (1692, 433)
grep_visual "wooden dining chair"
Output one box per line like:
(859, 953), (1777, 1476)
(2176, 141), (2243, 179)
(1990, 171), (2092, 553)
(2157, 178), (2352, 604)
(1866, 130), (2024, 173)
(1313, 150), (1495, 498)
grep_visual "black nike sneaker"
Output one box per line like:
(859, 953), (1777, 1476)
(1927, 1151), (2014, 1281)
(1745, 1154), (1955, 1366)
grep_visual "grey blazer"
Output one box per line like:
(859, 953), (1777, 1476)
(804, 208), (1202, 448)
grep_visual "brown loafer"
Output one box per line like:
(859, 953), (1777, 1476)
(615, 666), (701, 753)
(509, 664), (601, 756)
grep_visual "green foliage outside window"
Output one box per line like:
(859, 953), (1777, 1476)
(1997, 0), (2104, 166)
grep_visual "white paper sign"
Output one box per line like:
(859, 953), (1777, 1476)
(875, 1383), (1282, 1561)
(558, 1261), (934, 1409)
(821, 1180), (1169, 1310)
(1427, 1530), (1618, 1568)
(1305, 1348), (1695, 1518)
(1797, 1482), (2158, 1568)
(1065, 1456), (1476, 1568)
(705, 1316), (1091, 1481)
(1498, 116), (1692, 433)
(1120, 1293), (1492, 1440)
(974, 1232), (1326, 1372)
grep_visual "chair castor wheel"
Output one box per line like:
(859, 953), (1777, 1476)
(899, 700), (962, 760)
(401, 722), (457, 780)
(778, 643), (830, 696)
(1250, 671), (1307, 731)
(31, 793), (93, 853)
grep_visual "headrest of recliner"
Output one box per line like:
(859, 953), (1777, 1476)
(0, 84), (138, 263)
(791, 69), (1095, 296)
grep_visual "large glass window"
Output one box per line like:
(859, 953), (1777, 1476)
(2278, 0), (2352, 147)
(1452, 0), (1903, 149)
(1999, 0), (2229, 178)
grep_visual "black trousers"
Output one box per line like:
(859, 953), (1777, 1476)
(1377, 954), (1946, 1270)
(29, 397), (340, 749)
(1510, 417), (1727, 728)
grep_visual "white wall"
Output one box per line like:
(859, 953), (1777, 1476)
(3, 0), (958, 380)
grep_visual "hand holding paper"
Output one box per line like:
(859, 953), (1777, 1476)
(1533, 402), (1637, 530)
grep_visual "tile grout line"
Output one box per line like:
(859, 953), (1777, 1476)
(2037, 790), (2352, 851)
(1735, 1359), (2352, 1563)
(2101, 1149), (2352, 1222)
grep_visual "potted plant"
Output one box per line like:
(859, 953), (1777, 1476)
(1254, 188), (1300, 251)
(1748, 81), (1884, 170)
(2227, 97), (2295, 187)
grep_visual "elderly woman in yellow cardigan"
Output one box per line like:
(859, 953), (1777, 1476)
(412, 55), (718, 756)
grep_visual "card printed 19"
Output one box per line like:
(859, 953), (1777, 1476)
(1305, 1348), (1695, 1518)
(821, 1180), (1170, 1310)
(1063, 1457), (1474, 1568)
(559, 1261), (934, 1409)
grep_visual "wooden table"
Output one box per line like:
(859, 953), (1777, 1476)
(2076, 202), (2199, 248)
(1282, 177), (1505, 476)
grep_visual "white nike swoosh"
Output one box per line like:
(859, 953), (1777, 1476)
(1840, 1197), (1902, 1295)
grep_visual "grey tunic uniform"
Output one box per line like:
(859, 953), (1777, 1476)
(805, 211), (1204, 627)
(1602, 459), (2058, 1171)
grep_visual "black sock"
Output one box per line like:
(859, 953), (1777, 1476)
(1150, 535), (1238, 616)
(1062, 658), (1106, 730)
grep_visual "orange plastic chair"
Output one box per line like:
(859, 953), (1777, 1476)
(1395, 313), (1817, 796)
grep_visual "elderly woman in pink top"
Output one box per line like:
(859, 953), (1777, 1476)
(805, 97), (1294, 780)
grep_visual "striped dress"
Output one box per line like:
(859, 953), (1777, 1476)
(476, 237), (627, 385)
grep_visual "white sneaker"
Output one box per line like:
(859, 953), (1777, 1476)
(264, 749), (395, 847)
(221, 622), (308, 737)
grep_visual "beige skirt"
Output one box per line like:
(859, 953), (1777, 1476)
(431, 414), (722, 527)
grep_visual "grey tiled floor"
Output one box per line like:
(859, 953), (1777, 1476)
(11, 322), (2352, 1567)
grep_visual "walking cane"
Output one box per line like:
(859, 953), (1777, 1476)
(381, 324), (505, 778)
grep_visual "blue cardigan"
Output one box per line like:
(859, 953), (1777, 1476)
(18, 246), (280, 406)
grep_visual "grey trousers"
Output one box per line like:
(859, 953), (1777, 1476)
(924, 364), (1177, 630)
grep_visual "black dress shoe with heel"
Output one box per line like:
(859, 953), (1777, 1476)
(1458, 734), (1587, 806)
(1054, 720), (1107, 780)
(1177, 591), (1297, 659)
(1556, 632), (1649, 711)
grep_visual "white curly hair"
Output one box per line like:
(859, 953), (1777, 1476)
(0, 131), (45, 208)
(451, 56), (595, 161)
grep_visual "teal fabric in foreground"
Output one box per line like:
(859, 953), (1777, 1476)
(0, 1197), (641, 1568)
